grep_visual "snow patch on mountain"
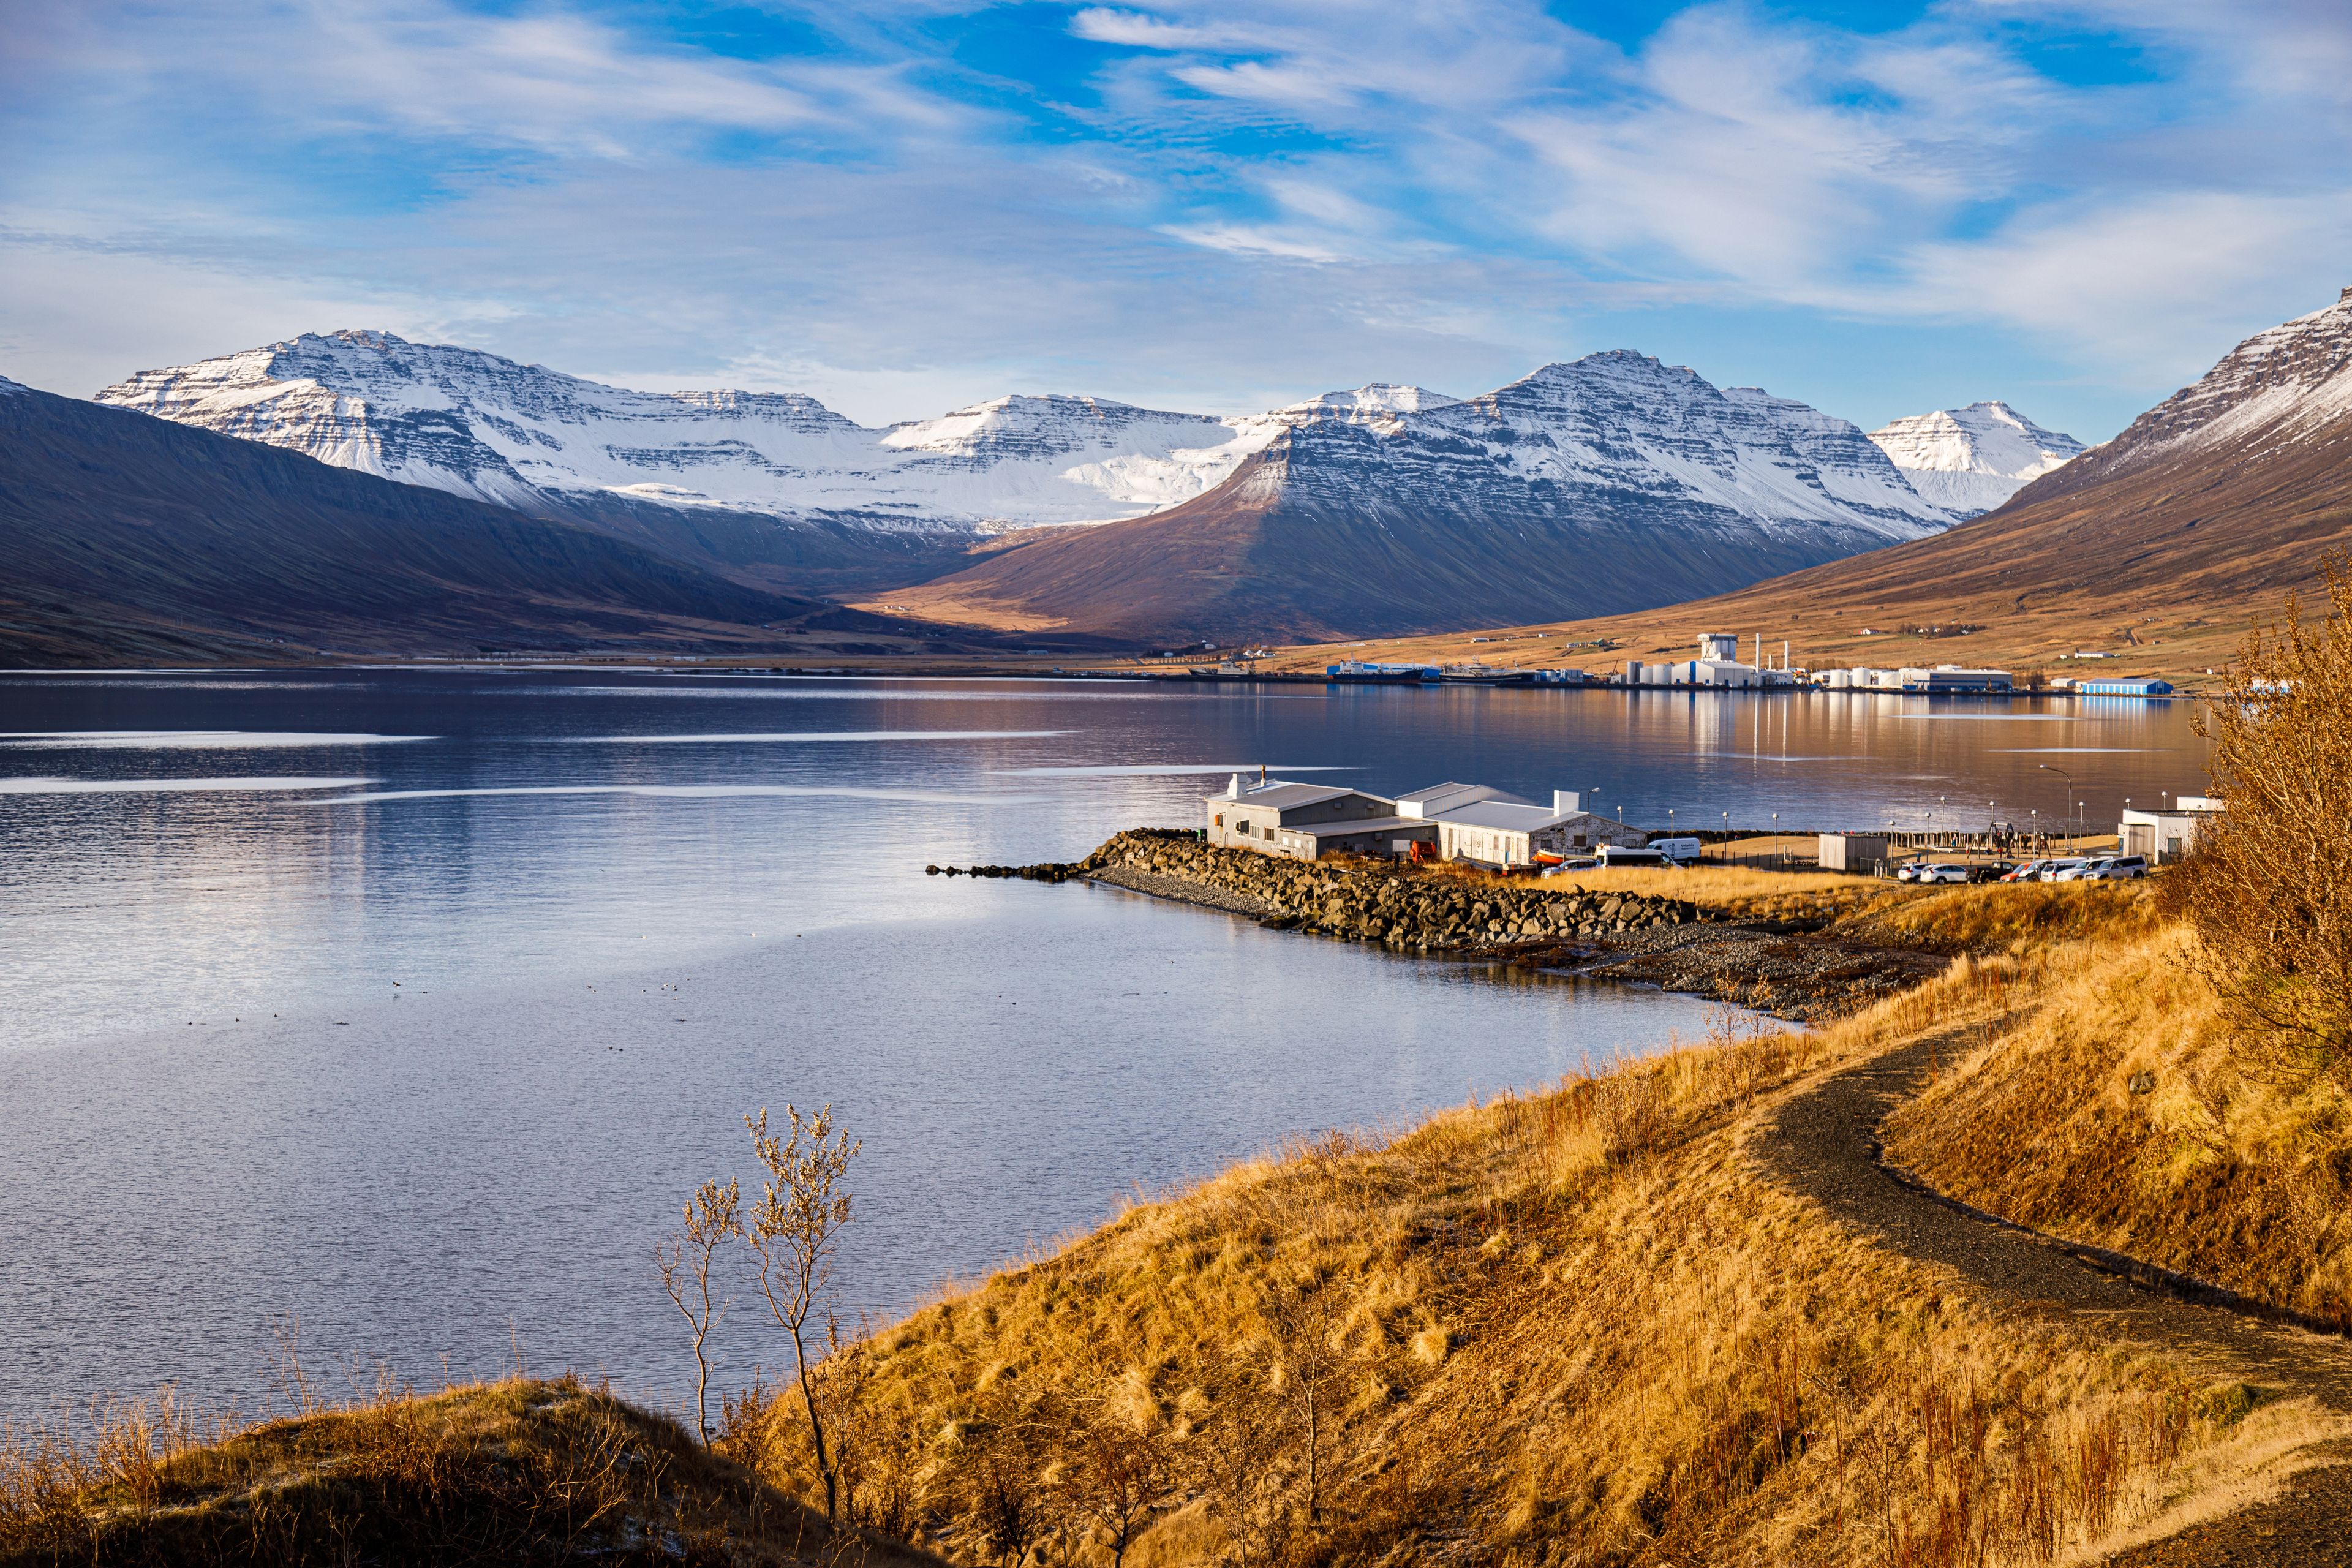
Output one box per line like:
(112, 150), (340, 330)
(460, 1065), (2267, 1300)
(2104, 288), (2352, 464)
(1866, 401), (2084, 518)
(1374, 353), (1951, 541)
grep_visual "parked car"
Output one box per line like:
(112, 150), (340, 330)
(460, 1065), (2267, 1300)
(1594, 845), (1668, 868)
(2047, 859), (2097, 881)
(2081, 855), (2149, 880)
(1969, 861), (2018, 883)
(1913, 863), (1970, 884)
(2000, 860), (2052, 883)
(1894, 861), (1925, 882)
(1648, 836), (1703, 865)
(1542, 857), (1600, 876)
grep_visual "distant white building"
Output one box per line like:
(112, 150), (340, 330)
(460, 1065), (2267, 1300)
(1819, 663), (2011, 693)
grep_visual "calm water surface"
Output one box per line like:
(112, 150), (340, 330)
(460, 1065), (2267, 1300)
(0, 670), (2208, 1420)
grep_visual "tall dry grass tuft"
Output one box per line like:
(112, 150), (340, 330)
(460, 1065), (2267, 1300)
(2179, 557), (2352, 1086)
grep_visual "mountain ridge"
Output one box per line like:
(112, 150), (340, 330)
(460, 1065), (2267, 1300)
(0, 380), (940, 663)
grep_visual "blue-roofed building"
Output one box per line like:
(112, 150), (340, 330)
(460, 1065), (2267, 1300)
(2076, 678), (2176, 695)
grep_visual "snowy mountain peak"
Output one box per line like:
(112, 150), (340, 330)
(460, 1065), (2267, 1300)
(1278, 383), (1458, 423)
(2102, 287), (2352, 464)
(1268, 350), (1951, 544)
(1866, 401), (2084, 518)
(0, 374), (28, 397)
(96, 337), (1274, 529)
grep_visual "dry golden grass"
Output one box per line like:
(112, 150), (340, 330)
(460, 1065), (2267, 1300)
(0, 1373), (914, 1567)
(1885, 921), (2352, 1329)
(726, 917), (2332, 1567)
(1830, 881), (2162, 957)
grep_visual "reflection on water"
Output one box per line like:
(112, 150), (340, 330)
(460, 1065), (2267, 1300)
(0, 671), (2209, 1422)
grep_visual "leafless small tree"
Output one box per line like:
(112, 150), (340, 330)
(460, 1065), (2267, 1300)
(2183, 560), (2352, 1084)
(961, 1395), (1050, 1568)
(1058, 1383), (1176, 1568)
(1195, 1346), (1294, 1568)
(747, 1104), (861, 1523)
(657, 1176), (742, 1445)
(1264, 1278), (1348, 1529)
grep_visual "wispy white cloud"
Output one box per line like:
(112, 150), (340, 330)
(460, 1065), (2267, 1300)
(3, 0), (2350, 440)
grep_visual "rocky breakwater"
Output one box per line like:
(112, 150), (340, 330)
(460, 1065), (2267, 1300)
(1065, 830), (1703, 952)
(931, 831), (1947, 1021)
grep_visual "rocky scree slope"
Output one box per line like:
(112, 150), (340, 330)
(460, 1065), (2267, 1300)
(869, 352), (1957, 642)
(1866, 400), (2084, 518)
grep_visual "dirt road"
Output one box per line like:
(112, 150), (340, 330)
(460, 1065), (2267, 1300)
(1754, 1028), (2352, 1566)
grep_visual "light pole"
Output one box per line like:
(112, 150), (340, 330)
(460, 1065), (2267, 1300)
(2039, 763), (2076, 853)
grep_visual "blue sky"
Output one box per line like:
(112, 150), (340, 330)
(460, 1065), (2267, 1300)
(3, 1), (2348, 440)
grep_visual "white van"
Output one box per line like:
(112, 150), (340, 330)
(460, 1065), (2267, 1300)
(1648, 837), (1703, 866)
(1593, 845), (1668, 869)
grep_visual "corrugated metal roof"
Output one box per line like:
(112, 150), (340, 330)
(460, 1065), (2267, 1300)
(1436, 801), (1572, 832)
(1283, 816), (1437, 838)
(1208, 781), (1366, 811)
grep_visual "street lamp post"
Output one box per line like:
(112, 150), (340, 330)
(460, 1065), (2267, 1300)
(2039, 763), (2077, 854)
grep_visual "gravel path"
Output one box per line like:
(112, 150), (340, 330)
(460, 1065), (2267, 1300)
(1754, 1028), (2352, 1564)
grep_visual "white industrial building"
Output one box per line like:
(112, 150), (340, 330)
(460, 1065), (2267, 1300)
(1626, 633), (1788, 689)
(2117, 796), (2223, 864)
(1204, 778), (1437, 861)
(1395, 783), (1647, 869)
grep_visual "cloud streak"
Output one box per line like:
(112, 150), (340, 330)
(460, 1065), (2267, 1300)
(2, 0), (2348, 439)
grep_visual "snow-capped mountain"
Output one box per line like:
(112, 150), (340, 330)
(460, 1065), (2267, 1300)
(2082, 287), (2352, 471)
(1281, 352), (1952, 543)
(873, 351), (1955, 641)
(1866, 401), (2084, 518)
(95, 331), (1284, 531)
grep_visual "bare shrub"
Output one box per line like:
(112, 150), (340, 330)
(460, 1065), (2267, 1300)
(1054, 1382), (1175, 1568)
(959, 1397), (1049, 1568)
(2183, 560), (2352, 1084)
(747, 1104), (861, 1523)
(1194, 1346), (1295, 1568)
(657, 1175), (742, 1445)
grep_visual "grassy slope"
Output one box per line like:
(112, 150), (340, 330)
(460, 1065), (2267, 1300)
(1884, 923), (2352, 1328)
(0, 1375), (932, 1567)
(729, 902), (2330, 1567)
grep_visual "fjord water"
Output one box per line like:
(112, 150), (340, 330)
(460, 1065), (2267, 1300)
(0, 670), (2206, 1421)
